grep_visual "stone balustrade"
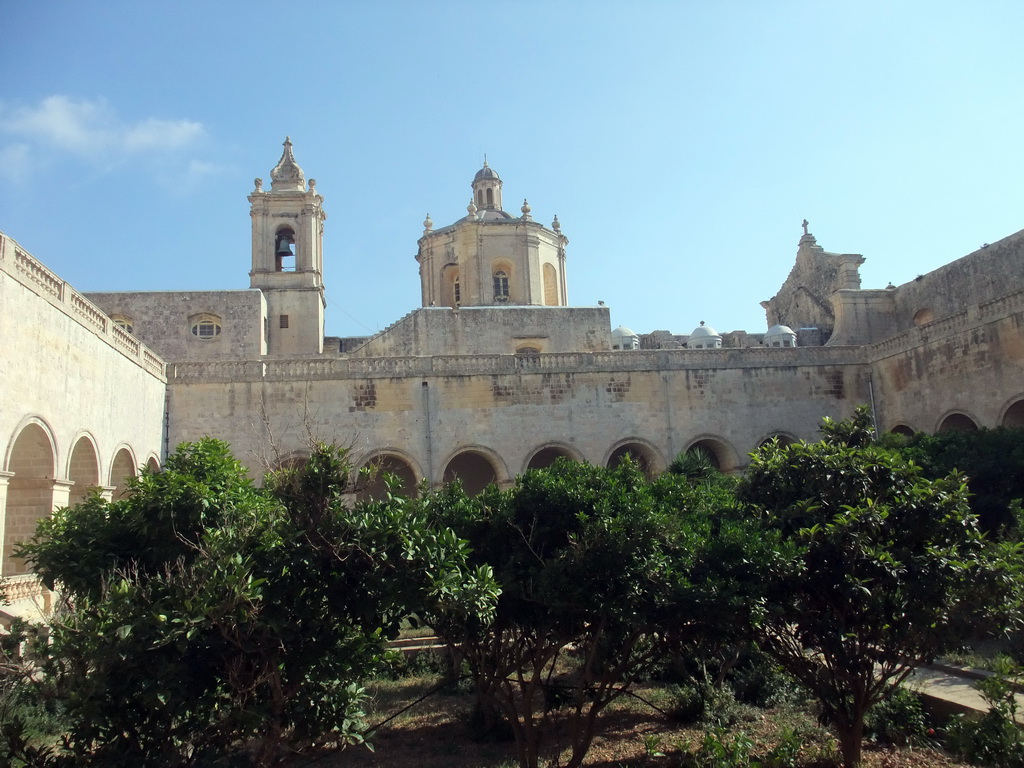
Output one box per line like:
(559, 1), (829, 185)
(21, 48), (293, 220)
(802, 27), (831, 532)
(0, 232), (167, 383)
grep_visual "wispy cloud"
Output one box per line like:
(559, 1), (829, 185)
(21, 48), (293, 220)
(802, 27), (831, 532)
(0, 96), (208, 183)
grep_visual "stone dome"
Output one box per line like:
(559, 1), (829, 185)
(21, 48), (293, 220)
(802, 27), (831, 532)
(688, 322), (722, 349)
(611, 325), (640, 350)
(763, 324), (798, 348)
(474, 163), (500, 182)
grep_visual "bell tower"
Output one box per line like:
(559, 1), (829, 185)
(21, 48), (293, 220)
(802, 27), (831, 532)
(248, 138), (326, 356)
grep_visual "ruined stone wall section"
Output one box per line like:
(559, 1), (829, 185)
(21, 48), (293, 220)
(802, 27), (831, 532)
(762, 236), (865, 341)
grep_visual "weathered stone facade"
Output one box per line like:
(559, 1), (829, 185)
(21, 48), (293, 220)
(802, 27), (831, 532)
(4, 139), (1024, 610)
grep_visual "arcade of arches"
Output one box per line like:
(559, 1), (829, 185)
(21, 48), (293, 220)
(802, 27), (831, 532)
(2, 422), (155, 577)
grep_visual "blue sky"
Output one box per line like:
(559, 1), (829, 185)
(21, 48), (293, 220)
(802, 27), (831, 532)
(2, 1), (1022, 338)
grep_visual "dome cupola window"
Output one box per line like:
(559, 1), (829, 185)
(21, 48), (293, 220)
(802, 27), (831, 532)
(688, 321), (722, 349)
(611, 325), (640, 350)
(763, 324), (797, 348)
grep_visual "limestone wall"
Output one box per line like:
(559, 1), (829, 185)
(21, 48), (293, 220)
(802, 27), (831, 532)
(0, 232), (166, 575)
(166, 345), (870, 482)
(347, 305), (613, 357)
(86, 289), (267, 362)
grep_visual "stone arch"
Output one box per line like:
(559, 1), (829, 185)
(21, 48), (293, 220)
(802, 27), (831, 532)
(1000, 397), (1024, 428)
(109, 445), (138, 499)
(491, 259), (513, 304)
(441, 264), (460, 308)
(4, 421), (58, 576)
(936, 411), (979, 433)
(67, 433), (101, 507)
(357, 451), (421, 501)
(523, 443), (582, 474)
(442, 447), (506, 496)
(145, 455), (161, 473)
(683, 435), (741, 473)
(272, 450), (311, 471)
(756, 432), (798, 449)
(543, 263), (558, 306)
(913, 308), (935, 326)
(888, 424), (915, 437)
(604, 438), (664, 478)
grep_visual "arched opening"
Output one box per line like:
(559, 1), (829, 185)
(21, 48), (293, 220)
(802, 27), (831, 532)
(111, 314), (134, 334)
(913, 308), (935, 326)
(1002, 400), (1024, 428)
(4, 423), (56, 576)
(358, 454), (418, 501)
(888, 424), (915, 437)
(275, 227), (296, 272)
(684, 437), (737, 473)
(109, 447), (137, 500)
(938, 413), (978, 433)
(606, 442), (657, 478)
(443, 451), (498, 496)
(543, 263), (558, 306)
(757, 433), (796, 450)
(68, 436), (100, 507)
(476, 190), (484, 207)
(146, 456), (160, 473)
(526, 446), (577, 472)
(493, 269), (510, 303)
(486, 188), (494, 207)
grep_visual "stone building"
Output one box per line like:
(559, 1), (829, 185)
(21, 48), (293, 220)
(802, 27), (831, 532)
(3, 138), (1024, 612)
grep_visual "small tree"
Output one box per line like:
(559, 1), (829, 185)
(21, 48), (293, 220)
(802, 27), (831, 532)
(427, 459), (767, 768)
(737, 407), (1022, 768)
(15, 439), (497, 766)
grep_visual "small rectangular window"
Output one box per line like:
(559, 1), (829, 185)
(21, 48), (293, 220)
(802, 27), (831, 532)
(280, 315), (289, 329)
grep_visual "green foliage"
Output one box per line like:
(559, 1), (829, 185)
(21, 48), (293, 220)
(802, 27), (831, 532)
(864, 687), (928, 746)
(426, 458), (769, 768)
(895, 426), (1024, 535)
(681, 728), (757, 768)
(945, 658), (1024, 767)
(10, 438), (498, 767)
(737, 406), (1022, 768)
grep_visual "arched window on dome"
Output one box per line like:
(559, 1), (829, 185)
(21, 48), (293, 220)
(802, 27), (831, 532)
(493, 270), (509, 303)
(476, 190), (484, 208)
(486, 188), (494, 207)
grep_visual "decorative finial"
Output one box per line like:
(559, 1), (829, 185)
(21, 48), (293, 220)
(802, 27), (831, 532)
(802, 219), (809, 236)
(483, 153), (488, 167)
(423, 213), (433, 233)
(270, 136), (305, 191)
(700, 320), (705, 326)
(467, 199), (478, 220)
(552, 214), (560, 232)
(521, 198), (532, 220)
(253, 178), (263, 192)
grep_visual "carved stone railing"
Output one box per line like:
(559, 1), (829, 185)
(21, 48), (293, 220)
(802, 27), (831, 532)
(1, 232), (167, 383)
(2, 573), (47, 603)
(870, 288), (1024, 361)
(170, 344), (866, 384)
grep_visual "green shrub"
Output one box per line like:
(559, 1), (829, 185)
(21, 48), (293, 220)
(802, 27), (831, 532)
(865, 686), (928, 746)
(945, 660), (1024, 767)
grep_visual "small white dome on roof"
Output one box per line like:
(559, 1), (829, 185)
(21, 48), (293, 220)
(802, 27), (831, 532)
(688, 321), (722, 349)
(611, 325), (640, 350)
(763, 324), (798, 348)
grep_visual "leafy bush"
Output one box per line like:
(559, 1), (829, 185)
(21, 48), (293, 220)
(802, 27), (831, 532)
(945, 659), (1024, 767)
(865, 687), (928, 746)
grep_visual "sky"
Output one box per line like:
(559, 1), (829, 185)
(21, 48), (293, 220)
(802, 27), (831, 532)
(2, 1), (1022, 339)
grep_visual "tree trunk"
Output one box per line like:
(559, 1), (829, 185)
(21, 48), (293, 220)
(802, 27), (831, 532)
(836, 718), (864, 768)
